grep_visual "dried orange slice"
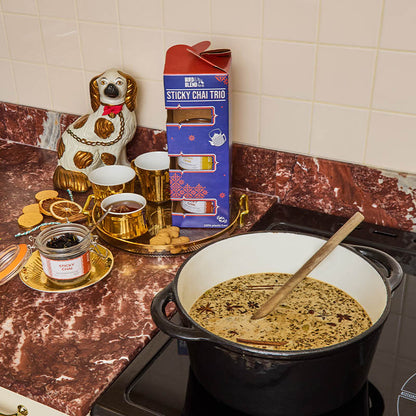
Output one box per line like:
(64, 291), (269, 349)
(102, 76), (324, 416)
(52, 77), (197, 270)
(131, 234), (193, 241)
(39, 197), (65, 216)
(50, 200), (82, 221)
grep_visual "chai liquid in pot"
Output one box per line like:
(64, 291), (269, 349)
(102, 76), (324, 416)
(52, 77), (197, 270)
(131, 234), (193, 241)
(189, 272), (372, 351)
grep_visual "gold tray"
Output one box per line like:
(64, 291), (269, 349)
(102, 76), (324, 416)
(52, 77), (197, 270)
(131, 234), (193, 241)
(92, 194), (249, 255)
(20, 245), (114, 293)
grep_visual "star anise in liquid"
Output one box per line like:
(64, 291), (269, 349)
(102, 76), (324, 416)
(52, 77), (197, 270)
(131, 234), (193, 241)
(336, 313), (352, 322)
(196, 303), (215, 315)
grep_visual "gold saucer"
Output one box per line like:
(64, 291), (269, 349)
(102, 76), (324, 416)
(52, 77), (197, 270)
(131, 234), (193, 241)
(19, 245), (114, 293)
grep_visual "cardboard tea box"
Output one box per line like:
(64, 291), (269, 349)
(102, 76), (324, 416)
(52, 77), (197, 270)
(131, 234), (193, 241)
(164, 41), (231, 228)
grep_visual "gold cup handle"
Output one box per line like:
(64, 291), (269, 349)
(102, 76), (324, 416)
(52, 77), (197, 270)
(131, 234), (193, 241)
(82, 194), (96, 225)
(238, 194), (249, 228)
(0, 405), (28, 416)
(82, 193), (95, 214)
(91, 238), (109, 259)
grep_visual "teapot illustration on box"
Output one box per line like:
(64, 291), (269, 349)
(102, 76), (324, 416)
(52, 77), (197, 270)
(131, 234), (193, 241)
(209, 128), (226, 147)
(53, 68), (137, 192)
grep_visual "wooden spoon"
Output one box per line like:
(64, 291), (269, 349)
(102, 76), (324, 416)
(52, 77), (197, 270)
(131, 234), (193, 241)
(251, 211), (365, 320)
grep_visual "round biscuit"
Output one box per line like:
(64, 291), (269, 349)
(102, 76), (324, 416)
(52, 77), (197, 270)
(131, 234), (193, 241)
(17, 212), (43, 229)
(35, 190), (58, 202)
(22, 203), (41, 214)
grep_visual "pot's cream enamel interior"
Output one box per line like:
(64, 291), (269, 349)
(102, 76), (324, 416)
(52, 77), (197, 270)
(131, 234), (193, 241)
(177, 232), (388, 324)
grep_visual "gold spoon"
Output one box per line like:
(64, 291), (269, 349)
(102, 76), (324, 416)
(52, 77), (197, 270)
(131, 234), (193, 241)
(251, 211), (365, 320)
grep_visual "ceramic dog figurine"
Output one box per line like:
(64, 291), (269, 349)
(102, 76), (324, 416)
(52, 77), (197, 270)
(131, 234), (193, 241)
(53, 69), (137, 192)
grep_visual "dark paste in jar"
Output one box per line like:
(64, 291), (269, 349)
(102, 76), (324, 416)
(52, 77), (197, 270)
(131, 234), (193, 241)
(46, 233), (80, 249)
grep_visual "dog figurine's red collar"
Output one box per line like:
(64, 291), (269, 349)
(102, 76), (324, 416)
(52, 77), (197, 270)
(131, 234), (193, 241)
(102, 104), (123, 116)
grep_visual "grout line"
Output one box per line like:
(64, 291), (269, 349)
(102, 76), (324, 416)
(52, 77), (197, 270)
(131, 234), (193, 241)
(209, 0), (212, 35)
(73, 0), (89, 105)
(363, 0), (386, 165)
(257, 0), (264, 147)
(115, 0), (124, 69)
(34, 0), (54, 111)
(0, 11), (19, 104)
(161, 0), (166, 58)
(307, 0), (322, 154)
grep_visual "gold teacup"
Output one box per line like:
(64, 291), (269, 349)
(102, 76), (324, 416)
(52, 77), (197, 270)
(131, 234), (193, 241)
(132, 151), (170, 204)
(101, 193), (148, 240)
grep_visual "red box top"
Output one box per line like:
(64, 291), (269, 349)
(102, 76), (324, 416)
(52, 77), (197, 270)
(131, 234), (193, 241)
(164, 41), (231, 75)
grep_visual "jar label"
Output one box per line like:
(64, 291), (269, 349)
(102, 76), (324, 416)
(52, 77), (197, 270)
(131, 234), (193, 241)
(40, 252), (91, 280)
(178, 156), (212, 170)
(181, 200), (213, 214)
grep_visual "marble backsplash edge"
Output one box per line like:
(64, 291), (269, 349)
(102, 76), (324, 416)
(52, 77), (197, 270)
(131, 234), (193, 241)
(1, 101), (416, 232)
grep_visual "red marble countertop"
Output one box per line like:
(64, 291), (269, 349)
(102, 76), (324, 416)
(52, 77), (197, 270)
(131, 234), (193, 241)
(0, 140), (275, 416)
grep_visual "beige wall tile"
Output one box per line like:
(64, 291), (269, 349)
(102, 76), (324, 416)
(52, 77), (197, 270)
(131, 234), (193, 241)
(1, 0), (37, 15)
(211, 0), (262, 37)
(78, 22), (122, 72)
(310, 104), (368, 164)
(76, 0), (118, 24)
(118, 0), (162, 28)
(48, 67), (88, 114)
(231, 92), (259, 145)
(315, 45), (376, 107)
(120, 27), (164, 82)
(381, 0), (416, 51)
(366, 111), (416, 174)
(263, 0), (318, 42)
(260, 96), (312, 154)
(0, 15), (9, 59)
(136, 79), (166, 131)
(212, 35), (261, 94)
(164, 31), (211, 51)
(163, 0), (210, 33)
(373, 51), (416, 114)
(262, 40), (315, 100)
(0, 60), (17, 102)
(37, 0), (76, 19)
(319, 0), (382, 47)
(4, 14), (44, 63)
(13, 62), (51, 109)
(41, 18), (82, 68)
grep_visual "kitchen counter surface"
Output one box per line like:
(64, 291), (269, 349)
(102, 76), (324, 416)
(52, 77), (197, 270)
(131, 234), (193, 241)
(0, 140), (275, 416)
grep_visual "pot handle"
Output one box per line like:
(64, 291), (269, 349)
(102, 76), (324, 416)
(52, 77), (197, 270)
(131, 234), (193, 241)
(349, 245), (403, 292)
(151, 282), (212, 342)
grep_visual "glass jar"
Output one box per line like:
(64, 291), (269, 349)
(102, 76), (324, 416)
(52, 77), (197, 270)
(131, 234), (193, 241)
(35, 223), (93, 287)
(0, 244), (30, 286)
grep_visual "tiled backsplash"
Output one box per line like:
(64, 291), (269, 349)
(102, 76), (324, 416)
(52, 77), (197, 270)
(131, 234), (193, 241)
(1, 0), (416, 175)
(2, 101), (416, 232)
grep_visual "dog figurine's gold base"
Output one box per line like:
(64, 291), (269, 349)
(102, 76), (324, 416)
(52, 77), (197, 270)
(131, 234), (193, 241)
(53, 166), (91, 192)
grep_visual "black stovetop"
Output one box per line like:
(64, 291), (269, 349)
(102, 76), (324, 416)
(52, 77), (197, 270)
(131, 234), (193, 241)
(91, 203), (416, 416)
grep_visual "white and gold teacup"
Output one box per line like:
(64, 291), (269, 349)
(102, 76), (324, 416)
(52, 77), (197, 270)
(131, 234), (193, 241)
(87, 165), (136, 207)
(101, 193), (148, 240)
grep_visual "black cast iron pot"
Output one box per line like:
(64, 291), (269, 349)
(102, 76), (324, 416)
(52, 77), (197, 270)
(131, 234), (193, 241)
(151, 232), (403, 416)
